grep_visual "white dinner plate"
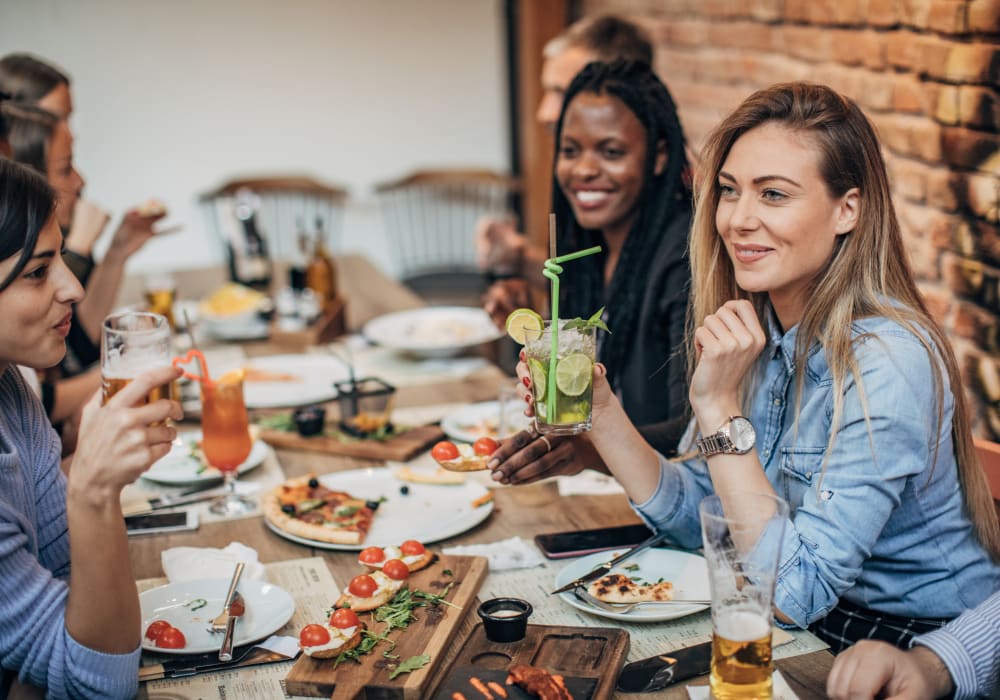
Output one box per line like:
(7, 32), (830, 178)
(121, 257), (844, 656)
(242, 354), (350, 408)
(363, 307), (503, 358)
(554, 548), (710, 623)
(440, 400), (532, 443)
(143, 430), (268, 485)
(263, 467), (494, 551)
(140, 578), (295, 654)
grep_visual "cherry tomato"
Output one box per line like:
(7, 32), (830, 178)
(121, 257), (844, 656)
(473, 437), (500, 456)
(431, 441), (460, 461)
(156, 626), (186, 649)
(330, 608), (361, 629)
(359, 546), (386, 564)
(299, 623), (332, 647)
(348, 574), (379, 598)
(399, 539), (426, 556)
(382, 559), (410, 581)
(144, 620), (171, 641)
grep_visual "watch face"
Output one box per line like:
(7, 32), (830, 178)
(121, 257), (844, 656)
(729, 417), (756, 452)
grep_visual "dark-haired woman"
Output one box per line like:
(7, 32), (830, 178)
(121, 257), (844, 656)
(0, 158), (182, 698)
(486, 60), (692, 483)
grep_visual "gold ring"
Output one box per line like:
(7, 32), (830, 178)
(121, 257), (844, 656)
(539, 436), (552, 453)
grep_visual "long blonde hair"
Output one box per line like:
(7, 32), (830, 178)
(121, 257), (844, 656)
(689, 82), (1000, 559)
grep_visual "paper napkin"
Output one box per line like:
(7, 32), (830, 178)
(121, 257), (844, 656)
(161, 541), (266, 583)
(442, 536), (545, 571)
(557, 471), (626, 496)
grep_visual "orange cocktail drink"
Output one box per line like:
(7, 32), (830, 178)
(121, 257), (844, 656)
(201, 372), (252, 473)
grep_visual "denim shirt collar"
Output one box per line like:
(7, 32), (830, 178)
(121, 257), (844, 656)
(764, 306), (827, 382)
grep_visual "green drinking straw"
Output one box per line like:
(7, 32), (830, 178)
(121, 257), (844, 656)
(541, 245), (602, 423)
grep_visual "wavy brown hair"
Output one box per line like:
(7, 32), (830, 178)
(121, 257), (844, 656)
(689, 82), (1000, 558)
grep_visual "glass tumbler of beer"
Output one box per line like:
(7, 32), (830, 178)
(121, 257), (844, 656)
(101, 311), (173, 409)
(144, 273), (177, 329)
(699, 491), (789, 700)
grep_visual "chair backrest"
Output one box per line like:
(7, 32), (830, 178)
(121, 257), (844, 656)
(374, 168), (520, 290)
(200, 175), (349, 262)
(974, 438), (1000, 522)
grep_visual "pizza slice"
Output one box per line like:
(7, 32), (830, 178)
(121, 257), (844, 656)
(357, 540), (436, 572)
(263, 474), (377, 545)
(587, 572), (675, 603)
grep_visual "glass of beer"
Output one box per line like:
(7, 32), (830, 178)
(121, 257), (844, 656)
(201, 370), (254, 516)
(699, 491), (789, 700)
(143, 273), (177, 329)
(101, 311), (173, 410)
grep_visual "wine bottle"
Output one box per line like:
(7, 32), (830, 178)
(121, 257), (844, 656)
(227, 188), (273, 292)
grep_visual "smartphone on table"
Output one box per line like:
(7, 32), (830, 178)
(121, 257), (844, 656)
(534, 523), (654, 559)
(125, 511), (199, 536)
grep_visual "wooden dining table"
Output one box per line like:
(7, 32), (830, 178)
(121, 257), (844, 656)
(126, 255), (834, 698)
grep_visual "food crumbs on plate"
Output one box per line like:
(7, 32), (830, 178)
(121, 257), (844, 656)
(487, 680), (507, 697)
(471, 493), (493, 508)
(469, 676), (494, 699)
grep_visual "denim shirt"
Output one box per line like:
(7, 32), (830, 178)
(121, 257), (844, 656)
(632, 313), (1000, 629)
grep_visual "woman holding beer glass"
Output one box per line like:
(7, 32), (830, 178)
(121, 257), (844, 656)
(501, 82), (1000, 652)
(0, 159), (182, 698)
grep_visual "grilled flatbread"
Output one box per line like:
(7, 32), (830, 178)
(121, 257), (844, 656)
(587, 573), (674, 603)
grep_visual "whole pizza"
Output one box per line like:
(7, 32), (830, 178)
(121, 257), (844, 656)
(263, 473), (377, 544)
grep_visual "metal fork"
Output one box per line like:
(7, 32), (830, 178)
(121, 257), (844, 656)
(573, 587), (709, 614)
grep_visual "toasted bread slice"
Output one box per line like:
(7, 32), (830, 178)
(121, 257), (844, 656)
(302, 622), (366, 659)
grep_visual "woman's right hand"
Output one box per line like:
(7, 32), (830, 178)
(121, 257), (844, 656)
(68, 365), (183, 505)
(65, 198), (111, 256)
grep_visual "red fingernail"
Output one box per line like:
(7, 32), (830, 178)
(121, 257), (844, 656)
(522, 376), (530, 387)
(519, 350), (526, 361)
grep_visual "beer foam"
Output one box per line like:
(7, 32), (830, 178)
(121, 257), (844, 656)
(715, 609), (769, 642)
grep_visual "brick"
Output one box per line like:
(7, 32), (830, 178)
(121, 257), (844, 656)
(859, 71), (897, 111)
(784, 25), (835, 63)
(905, 232), (941, 280)
(926, 167), (963, 210)
(784, 0), (811, 21)
(958, 86), (1000, 130)
(828, 0), (867, 24)
(931, 42), (1000, 84)
(666, 79), (750, 118)
(940, 127), (1000, 172)
(832, 29), (888, 69)
(966, 174), (1000, 221)
(893, 74), (926, 114)
(920, 286), (954, 323)
(930, 83), (962, 124)
(889, 157), (929, 201)
(706, 21), (775, 52)
(916, 36), (958, 78)
(657, 48), (701, 83)
(887, 31), (922, 70)
(963, 219), (1000, 265)
(749, 0), (783, 21)
(873, 113), (944, 162)
(952, 299), (995, 343)
(866, 0), (901, 26)
(702, 0), (742, 19)
(926, 0), (969, 33)
(813, 63), (866, 98)
(693, 49), (750, 85)
(968, 0), (1000, 32)
(806, 0), (844, 23)
(742, 52), (813, 86)
(900, 0), (933, 28)
(662, 18), (711, 48)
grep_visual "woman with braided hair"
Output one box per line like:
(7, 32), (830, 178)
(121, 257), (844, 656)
(488, 60), (693, 484)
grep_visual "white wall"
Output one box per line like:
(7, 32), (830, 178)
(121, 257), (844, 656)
(0, 0), (509, 278)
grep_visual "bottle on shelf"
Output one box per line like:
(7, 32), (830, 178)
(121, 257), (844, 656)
(227, 188), (273, 292)
(288, 216), (308, 292)
(305, 215), (337, 312)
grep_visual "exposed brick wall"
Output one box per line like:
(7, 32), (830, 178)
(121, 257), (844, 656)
(581, 0), (1000, 438)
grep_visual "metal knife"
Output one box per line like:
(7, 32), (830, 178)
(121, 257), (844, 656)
(143, 485), (226, 511)
(616, 641), (713, 692)
(218, 592), (245, 661)
(549, 530), (673, 595)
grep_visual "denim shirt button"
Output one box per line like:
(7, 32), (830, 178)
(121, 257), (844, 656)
(773, 397), (782, 406)
(805, 471), (813, 479)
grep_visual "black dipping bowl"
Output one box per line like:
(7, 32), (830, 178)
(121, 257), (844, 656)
(477, 597), (533, 643)
(293, 405), (326, 437)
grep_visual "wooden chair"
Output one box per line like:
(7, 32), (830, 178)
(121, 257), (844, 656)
(974, 438), (1000, 522)
(374, 168), (520, 305)
(200, 175), (349, 263)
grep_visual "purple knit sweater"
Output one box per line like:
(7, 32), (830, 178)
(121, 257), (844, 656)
(0, 368), (139, 699)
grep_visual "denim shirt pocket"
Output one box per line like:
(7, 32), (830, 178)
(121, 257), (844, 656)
(778, 446), (825, 509)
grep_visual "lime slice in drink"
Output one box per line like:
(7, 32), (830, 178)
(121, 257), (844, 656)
(505, 308), (544, 345)
(528, 358), (547, 402)
(555, 353), (592, 397)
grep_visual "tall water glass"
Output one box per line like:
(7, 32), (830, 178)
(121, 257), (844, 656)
(523, 321), (595, 435)
(101, 311), (173, 414)
(699, 491), (789, 700)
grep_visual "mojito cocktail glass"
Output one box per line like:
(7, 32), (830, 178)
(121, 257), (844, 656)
(524, 321), (595, 435)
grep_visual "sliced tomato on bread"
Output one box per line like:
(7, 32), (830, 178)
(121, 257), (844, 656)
(336, 571), (405, 612)
(299, 620), (367, 659)
(356, 541), (435, 572)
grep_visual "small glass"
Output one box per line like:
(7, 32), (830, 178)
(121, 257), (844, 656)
(700, 492), (789, 700)
(143, 273), (177, 329)
(201, 374), (254, 516)
(101, 311), (172, 413)
(334, 377), (396, 437)
(523, 321), (595, 435)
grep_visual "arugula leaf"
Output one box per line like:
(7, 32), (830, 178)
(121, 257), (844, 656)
(389, 654), (431, 679)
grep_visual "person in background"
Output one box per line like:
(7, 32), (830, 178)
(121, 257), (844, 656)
(498, 82), (1000, 648)
(0, 157), (183, 699)
(827, 590), (999, 700)
(491, 60), (692, 483)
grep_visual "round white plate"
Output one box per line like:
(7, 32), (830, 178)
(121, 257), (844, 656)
(363, 307), (503, 358)
(441, 400), (532, 443)
(140, 578), (295, 654)
(554, 548), (710, 623)
(242, 354), (350, 408)
(264, 467), (494, 551)
(143, 430), (268, 485)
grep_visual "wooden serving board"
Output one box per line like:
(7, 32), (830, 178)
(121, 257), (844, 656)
(259, 423), (444, 461)
(284, 553), (489, 699)
(431, 623), (630, 700)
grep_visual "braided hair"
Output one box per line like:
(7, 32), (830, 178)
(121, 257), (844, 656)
(552, 60), (690, 390)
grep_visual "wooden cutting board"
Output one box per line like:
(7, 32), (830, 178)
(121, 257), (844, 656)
(430, 622), (630, 700)
(284, 553), (488, 699)
(259, 423), (444, 461)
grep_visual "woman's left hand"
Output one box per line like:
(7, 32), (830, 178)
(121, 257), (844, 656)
(689, 300), (766, 413)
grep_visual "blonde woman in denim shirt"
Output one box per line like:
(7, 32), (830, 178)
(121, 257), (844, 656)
(500, 82), (1000, 651)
